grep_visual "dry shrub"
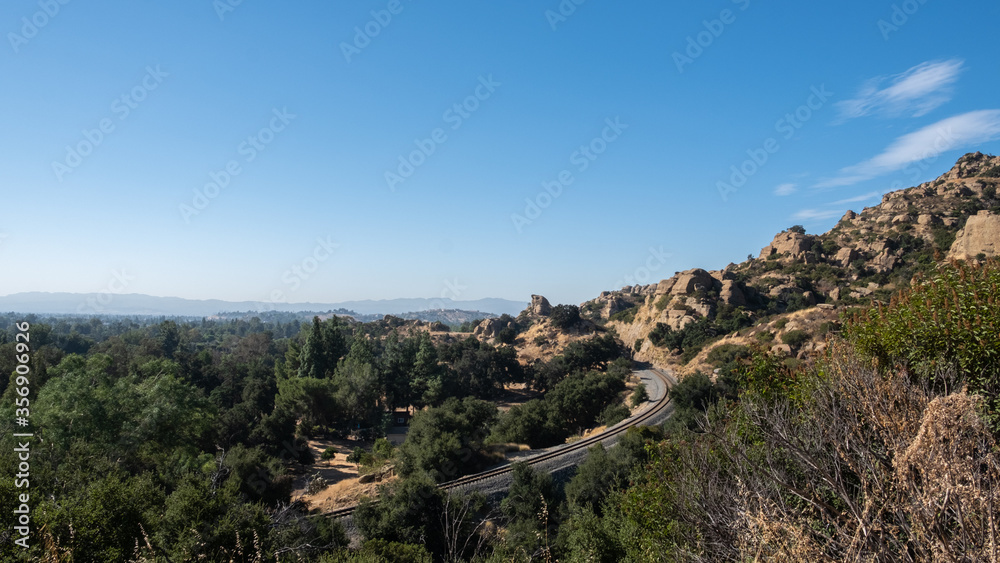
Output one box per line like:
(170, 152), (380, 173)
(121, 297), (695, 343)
(692, 340), (1000, 562)
(896, 391), (1000, 561)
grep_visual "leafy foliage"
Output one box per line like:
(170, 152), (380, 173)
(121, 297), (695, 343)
(396, 397), (499, 481)
(548, 304), (582, 329)
(848, 259), (1000, 421)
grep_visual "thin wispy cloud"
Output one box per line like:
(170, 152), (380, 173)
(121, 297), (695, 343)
(830, 191), (880, 206)
(836, 59), (964, 121)
(774, 183), (797, 196)
(792, 208), (844, 221)
(815, 109), (1000, 188)
(793, 191), (882, 223)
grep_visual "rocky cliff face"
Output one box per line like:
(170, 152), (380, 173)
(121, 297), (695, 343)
(948, 210), (1000, 260)
(582, 152), (1000, 375)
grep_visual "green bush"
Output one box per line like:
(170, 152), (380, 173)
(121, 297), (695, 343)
(781, 329), (809, 347)
(630, 383), (649, 407)
(979, 165), (1000, 178)
(550, 304), (582, 329)
(932, 226), (957, 251)
(654, 295), (670, 311)
(848, 259), (1000, 422)
(707, 344), (751, 367)
(609, 305), (638, 324)
(598, 403), (631, 426)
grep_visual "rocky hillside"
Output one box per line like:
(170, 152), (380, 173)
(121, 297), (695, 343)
(469, 295), (607, 365)
(584, 152), (1000, 376)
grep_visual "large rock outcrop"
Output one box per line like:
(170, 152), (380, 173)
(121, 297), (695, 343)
(670, 269), (717, 296)
(948, 211), (1000, 260)
(530, 295), (552, 316)
(759, 231), (815, 261)
(473, 318), (504, 338)
(719, 280), (746, 306)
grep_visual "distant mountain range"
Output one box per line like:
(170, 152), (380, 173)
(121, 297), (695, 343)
(0, 292), (528, 318)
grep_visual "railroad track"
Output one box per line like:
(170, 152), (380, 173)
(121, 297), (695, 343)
(323, 367), (675, 519)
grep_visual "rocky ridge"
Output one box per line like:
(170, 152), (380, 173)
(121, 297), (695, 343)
(583, 152), (1000, 376)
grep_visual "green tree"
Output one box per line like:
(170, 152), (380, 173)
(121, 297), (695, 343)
(549, 304), (581, 329)
(500, 463), (558, 557)
(396, 397), (498, 481)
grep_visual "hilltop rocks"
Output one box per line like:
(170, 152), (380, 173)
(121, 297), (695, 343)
(604, 295), (632, 317)
(531, 295), (552, 316)
(944, 152), (1000, 179)
(671, 269), (717, 296)
(948, 211), (1000, 260)
(759, 232), (815, 261)
(656, 278), (677, 295)
(621, 284), (657, 295)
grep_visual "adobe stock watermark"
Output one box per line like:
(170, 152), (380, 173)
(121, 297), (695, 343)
(384, 75), (500, 192)
(611, 246), (673, 290)
(76, 270), (135, 315)
(672, 0), (750, 73)
(7, 0), (72, 54)
(179, 107), (296, 222)
(213, 0), (248, 22)
(340, 0), (414, 63)
(51, 65), (169, 183)
(545, 0), (587, 31)
(251, 236), (341, 313)
(512, 117), (628, 233)
(717, 84), (832, 202)
(878, 0), (928, 40)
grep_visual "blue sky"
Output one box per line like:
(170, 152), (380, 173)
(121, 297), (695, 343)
(2, 0), (999, 308)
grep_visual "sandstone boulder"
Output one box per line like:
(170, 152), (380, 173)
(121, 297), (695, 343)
(871, 249), (899, 273)
(948, 210), (1000, 260)
(759, 232), (815, 260)
(685, 297), (713, 317)
(770, 344), (792, 356)
(656, 278), (677, 295)
(474, 318), (503, 338)
(604, 296), (631, 317)
(531, 295), (552, 316)
(664, 308), (696, 330)
(670, 269), (717, 296)
(719, 280), (746, 307)
(833, 247), (859, 268)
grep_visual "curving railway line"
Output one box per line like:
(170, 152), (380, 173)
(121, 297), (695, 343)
(323, 367), (676, 519)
